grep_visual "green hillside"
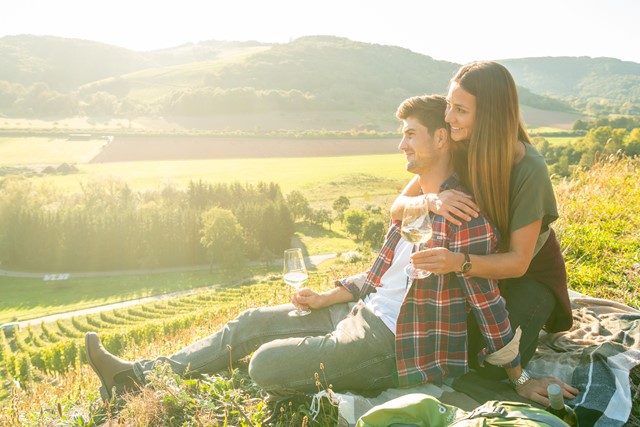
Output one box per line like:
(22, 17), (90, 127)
(0, 35), (637, 131)
(0, 35), (153, 90)
(500, 57), (640, 115)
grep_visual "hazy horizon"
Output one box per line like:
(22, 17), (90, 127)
(2, 0), (639, 65)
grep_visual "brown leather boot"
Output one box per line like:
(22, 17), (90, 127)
(85, 332), (139, 401)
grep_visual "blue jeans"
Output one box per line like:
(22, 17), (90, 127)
(133, 301), (398, 398)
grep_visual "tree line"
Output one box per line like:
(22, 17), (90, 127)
(0, 175), (388, 273)
(0, 178), (294, 272)
(533, 125), (640, 176)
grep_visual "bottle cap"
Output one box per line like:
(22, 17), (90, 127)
(547, 383), (562, 395)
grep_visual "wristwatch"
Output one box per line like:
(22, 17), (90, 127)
(510, 369), (531, 388)
(460, 253), (472, 274)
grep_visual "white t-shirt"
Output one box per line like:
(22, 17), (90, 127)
(364, 238), (413, 334)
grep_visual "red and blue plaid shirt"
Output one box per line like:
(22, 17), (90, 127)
(340, 175), (519, 387)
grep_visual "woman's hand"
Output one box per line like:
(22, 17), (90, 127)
(515, 377), (579, 407)
(429, 189), (479, 225)
(410, 247), (464, 275)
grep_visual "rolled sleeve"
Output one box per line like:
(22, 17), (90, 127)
(336, 272), (369, 300)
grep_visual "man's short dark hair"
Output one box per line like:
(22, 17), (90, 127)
(396, 95), (448, 136)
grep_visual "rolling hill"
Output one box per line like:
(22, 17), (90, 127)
(0, 35), (637, 131)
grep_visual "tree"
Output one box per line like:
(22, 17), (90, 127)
(200, 208), (245, 270)
(343, 209), (367, 239)
(83, 91), (119, 117)
(332, 196), (350, 219)
(362, 219), (386, 250)
(286, 190), (311, 222)
(308, 208), (332, 229)
(624, 128), (640, 156)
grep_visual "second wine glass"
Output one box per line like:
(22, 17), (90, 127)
(283, 248), (311, 317)
(400, 197), (433, 279)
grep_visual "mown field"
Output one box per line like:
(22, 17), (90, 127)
(0, 135), (638, 426)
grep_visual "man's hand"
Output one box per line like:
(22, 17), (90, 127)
(410, 247), (463, 275)
(292, 288), (326, 310)
(515, 377), (579, 407)
(430, 189), (479, 225)
(292, 286), (354, 310)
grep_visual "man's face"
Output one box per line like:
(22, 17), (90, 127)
(398, 116), (439, 175)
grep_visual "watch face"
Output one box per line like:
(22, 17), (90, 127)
(461, 254), (471, 273)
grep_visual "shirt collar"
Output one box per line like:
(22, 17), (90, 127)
(439, 174), (460, 192)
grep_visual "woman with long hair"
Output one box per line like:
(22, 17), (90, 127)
(393, 61), (576, 403)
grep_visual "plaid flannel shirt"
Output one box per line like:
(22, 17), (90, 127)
(339, 175), (519, 388)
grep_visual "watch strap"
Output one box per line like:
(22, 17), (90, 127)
(461, 253), (472, 274)
(510, 369), (531, 388)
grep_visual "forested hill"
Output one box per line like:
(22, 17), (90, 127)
(0, 35), (153, 90)
(0, 34), (637, 126)
(500, 57), (640, 115)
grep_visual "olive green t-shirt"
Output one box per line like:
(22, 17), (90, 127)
(510, 142), (558, 256)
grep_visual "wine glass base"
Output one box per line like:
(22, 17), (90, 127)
(404, 265), (432, 280)
(288, 309), (311, 317)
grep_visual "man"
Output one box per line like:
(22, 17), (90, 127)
(85, 95), (521, 402)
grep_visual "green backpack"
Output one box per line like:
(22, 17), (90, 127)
(356, 393), (570, 427)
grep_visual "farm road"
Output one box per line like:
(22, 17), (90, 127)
(10, 253), (341, 328)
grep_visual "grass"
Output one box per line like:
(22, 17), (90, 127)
(294, 223), (357, 256)
(0, 268), (253, 324)
(554, 155), (640, 308)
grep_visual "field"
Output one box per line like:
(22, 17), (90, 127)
(3, 135), (412, 205)
(1, 135), (639, 425)
(0, 136), (105, 166)
(520, 106), (583, 130)
(0, 269), (247, 325)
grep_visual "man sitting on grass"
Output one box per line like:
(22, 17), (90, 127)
(86, 95), (563, 406)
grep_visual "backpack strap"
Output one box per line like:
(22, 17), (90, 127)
(451, 403), (569, 427)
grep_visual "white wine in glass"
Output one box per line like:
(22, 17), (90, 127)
(401, 197), (433, 279)
(283, 248), (311, 317)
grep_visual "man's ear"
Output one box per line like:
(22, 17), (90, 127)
(436, 128), (449, 146)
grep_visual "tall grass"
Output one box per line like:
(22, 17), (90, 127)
(555, 154), (640, 308)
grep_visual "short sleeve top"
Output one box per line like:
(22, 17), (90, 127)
(510, 142), (558, 255)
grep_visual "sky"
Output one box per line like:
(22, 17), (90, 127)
(1, 0), (639, 65)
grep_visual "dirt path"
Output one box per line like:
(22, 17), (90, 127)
(90, 136), (400, 163)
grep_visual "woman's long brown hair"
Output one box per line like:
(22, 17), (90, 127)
(451, 61), (531, 250)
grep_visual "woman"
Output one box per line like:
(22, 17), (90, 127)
(392, 61), (576, 404)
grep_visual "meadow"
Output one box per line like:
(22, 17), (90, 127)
(0, 135), (639, 425)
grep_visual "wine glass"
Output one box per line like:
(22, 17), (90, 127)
(283, 248), (311, 317)
(401, 197), (433, 279)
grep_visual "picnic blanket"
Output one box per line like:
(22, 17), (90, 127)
(313, 293), (640, 427)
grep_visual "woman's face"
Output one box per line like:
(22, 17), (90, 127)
(445, 82), (476, 142)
